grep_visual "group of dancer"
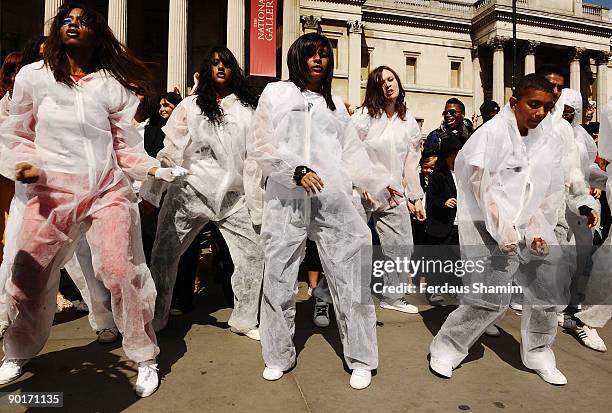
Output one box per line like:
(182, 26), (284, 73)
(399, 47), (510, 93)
(0, 1), (611, 399)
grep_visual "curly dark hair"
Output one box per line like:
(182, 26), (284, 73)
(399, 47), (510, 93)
(21, 36), (46, 66)
(194, 46), (258, 126)
(362, 65), (406, 120)
(43, 2), (153, 95)
(287, 33), (336, 111)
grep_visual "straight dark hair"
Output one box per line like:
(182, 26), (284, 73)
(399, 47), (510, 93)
(287, 33), (336, 111)
(362, 66), (406, 120)
(43, 2), (153, 95)
(194, 46), (258, 126)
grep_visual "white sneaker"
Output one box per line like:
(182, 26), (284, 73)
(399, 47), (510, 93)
(262, 366), (283, 381)
(509, 302), (522, 314)
(0, 359), (29, 384)
(313, 298), (330, 327)
(429, 357), (452, 378)
(575, 325), (607, 352)
(307, 287), (313, 296)
(97, 327), (120, 344)
(134, 361), (159, 397)
(245, 329), (260, 341)
(349, 369), (371, 389)
(380, 298), (418, 314)
(533, 367), (567, 385)
(484, 325), (501, 337)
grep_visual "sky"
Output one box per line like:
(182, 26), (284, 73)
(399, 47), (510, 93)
(588, 0), (612, 7)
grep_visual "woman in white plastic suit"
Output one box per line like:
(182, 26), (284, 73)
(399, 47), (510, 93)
(140, 46), (265, 338)
(0, 3), (186, 397)
(350, 65), (425, 313)
(429, 74), (571, 385)
(250, 33), (395, 390)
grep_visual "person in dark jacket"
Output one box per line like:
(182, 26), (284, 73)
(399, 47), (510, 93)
(423, 98), (472, 152)
(423, 135), (463, 298)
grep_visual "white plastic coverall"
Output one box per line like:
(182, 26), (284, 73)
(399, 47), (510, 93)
(575, 97), (612, 328)
(556, 89), (600, 308)
(0, 62), (160, 363)
(351, 107), (423, 301)
(251, 81), (392, 372)
(140, 94), (264, 332)
(430, 104), (568, 371)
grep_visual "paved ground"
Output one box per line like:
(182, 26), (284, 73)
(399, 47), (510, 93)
(0, 280), (611, 413)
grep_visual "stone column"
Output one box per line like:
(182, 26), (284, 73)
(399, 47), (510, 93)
(301, 15), (321, 34)
(44, 0), (64, 35)
(108, 0), (128, 45)
(227, 0), (246, 68)
(570, 47), (585, 91)
(596, 52), (609, 121)
(472, 46), (484, 114)
(524, 40), (539, 75)
(490, 37), (506, 105)
(167, 0), (189, 95)
(347, 20), (364, 107)
(282, 0), (300, 80)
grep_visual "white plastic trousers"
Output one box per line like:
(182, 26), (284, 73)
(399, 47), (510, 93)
(259, 183), (378, 371)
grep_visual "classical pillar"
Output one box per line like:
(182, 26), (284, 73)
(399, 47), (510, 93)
(490, 37), (506, 105)
(524, 40), (539, 75)
(282, 0), (300, 80)
(44, 0), (64, 35)
(108, 0), (128, 45)
(596, 52), (609, 121)
(569, 47), (585, 91)
(347, 20), (364, 107)
(472, 46), (484, 114)
(301, 15), (321, 34)
(227, 0), (246, 68)
(167, 0), (189, 95)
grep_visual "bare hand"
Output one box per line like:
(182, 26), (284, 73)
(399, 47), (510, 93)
(501, 243), (518, 256)
(387, 187), (403, 208)
(407, 200), (416, 215)
(590, 187), (602, 200)
(587, 210), (599, 228)
(529, 237), (549, 256)
(413, 199), (426, 221)
(444, 198), (457, 208)
(301, 172), (324, 193)
(15, 162), (40, 183)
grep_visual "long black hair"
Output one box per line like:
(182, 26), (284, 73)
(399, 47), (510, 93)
(43, 2), (153, 95)
(287, 33), (336, 111)
(194, 46), (258, 126)
(362, 65), (406, 120)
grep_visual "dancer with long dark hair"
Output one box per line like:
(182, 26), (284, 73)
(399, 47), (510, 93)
(0, 3), (185, 396)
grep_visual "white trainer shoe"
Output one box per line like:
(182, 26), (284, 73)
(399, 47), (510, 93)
(134, 361), (159, 397)
(575, 325), (607, 352)
(349, 369), (371, 390)
(380, 298), (418, 314)
(533, 367), (567, 385)
(262, 366), (283, 381)
(245, 329), (260, 341)
(313, 298), (330, 327)
(484, 325), (501, 337)
(429, 357), (452, 378)
(0, 359), (29, 385)
(509, 302), (522, 314)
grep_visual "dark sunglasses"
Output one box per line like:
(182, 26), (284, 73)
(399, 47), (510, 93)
(443, 109), (459, 116)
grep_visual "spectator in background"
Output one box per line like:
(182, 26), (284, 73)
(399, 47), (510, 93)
(424, 98), (472, 153)
(479, 100), (500, 124)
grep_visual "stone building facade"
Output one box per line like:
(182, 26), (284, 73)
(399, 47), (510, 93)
(2, 0), (611, 132)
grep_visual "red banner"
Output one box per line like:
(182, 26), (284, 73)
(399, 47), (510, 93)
(250, 0), (277, 77)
